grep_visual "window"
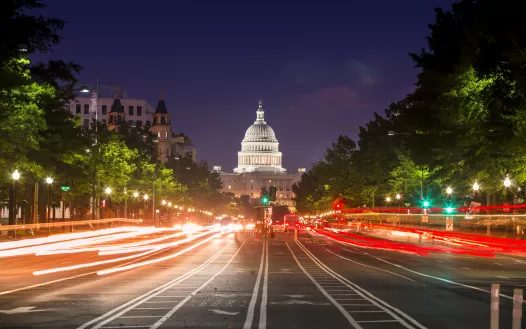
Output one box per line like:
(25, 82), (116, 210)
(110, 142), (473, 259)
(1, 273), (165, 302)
(84, 104), (89, 114)
(76, 104), (81, 114)
(146, 120), (151, 126)
(137, 106), (142, 116)
(83, 119), (89, 128)
(161, 116), (166, 124)
(102, 105), (107, 115)
(157, 131), (161, 138)
(136, 120), (142, 126)
(129, 106), (134, 115)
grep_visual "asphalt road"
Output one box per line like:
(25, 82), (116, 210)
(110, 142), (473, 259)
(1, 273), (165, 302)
(0, 229), (524, 329)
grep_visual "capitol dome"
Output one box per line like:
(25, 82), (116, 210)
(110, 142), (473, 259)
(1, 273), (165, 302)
(234, 100), (286, 173)
(243, 123), (277, 142)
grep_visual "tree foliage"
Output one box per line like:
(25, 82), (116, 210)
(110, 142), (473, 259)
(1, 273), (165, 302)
(294, 0), (526, 212)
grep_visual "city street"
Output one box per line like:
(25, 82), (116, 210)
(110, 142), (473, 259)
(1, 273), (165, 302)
(0, 228), (523, 329)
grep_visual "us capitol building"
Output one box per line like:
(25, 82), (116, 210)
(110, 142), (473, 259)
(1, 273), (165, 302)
(215, 100), (303, 206)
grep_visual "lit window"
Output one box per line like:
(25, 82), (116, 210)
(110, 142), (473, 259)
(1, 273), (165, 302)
(158, 131), (161, 137)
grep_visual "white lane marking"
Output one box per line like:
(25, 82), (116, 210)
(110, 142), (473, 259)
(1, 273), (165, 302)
(494, 263), (503, 266)
(462, 267), (470, 270)
(258, 241), (269, 329)
(436, 260), (443, 263)
(120, 316), (162, 318)
(209, 309), (239, 315)
(270, 300), (330, 305)
(76, 242), (232, 329)
(357, 320), (399, 323)
(324, 248), (415, 282)
(497, 276), (509, 279)
(296, 241), (426, 329)
(0, 306), (52, 314)
(243, 242), (265, 329)
(369, 254), (522, 303)
(286, 242), (363, 328)
(148, 243), (245, 329)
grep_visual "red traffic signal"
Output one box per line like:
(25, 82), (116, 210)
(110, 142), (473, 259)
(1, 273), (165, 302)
(334, 200), (343, 210)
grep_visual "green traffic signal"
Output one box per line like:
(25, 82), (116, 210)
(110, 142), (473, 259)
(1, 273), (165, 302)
(446, 207), (453, 213)
(262, 197), (269, 205)
(423, 201), (429, 207)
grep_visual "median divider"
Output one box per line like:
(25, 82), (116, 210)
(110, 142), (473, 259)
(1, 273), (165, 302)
(0, 218), (142, 232)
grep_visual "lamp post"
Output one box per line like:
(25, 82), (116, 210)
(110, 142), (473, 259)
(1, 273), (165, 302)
(9, 170), (20, 239)
(79, 81), (100, 222)
(143, 194), (149, 220)
(105, 187), (111, 219)
(46, 177), (53, 235)
(133, 191), (139, 219)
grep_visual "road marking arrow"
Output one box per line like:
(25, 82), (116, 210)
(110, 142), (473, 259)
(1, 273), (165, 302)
(0, 306), (52, 314)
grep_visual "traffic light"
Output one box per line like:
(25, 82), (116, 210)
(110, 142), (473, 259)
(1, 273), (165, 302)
(423, 200), (430, 208)
(334, 200), (343, 210)
(446, 207), (453, 214)
(260, 188), (269, 206)
(269, 186), (277, 201)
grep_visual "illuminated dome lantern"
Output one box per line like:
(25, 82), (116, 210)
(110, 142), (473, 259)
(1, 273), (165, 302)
(234, 99), (286, 173)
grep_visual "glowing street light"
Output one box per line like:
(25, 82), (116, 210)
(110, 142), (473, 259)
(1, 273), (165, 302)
(473, 181), (480, 191)
(12, 170), (20, 181)
(46, 177), (53, 184)
(396, 194), (401, 200)
(105, 187), (111, 195)
(386, 196), (391, 203)
(504, 175), (511, 187)
(446, 186), (453, 195)
(162, 200), (166, 205)
(143, 194), (149, 200)
(133, 191), (139, 198)
(168, 202), (172, 207)
(45, 176), (53, 235)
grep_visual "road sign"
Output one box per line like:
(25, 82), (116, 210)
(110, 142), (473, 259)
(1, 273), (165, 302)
(60, 186), (70, 192)
(446, 217), (453, 231)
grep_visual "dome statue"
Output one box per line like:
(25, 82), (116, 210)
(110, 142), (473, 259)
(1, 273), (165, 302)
(234, 99), (286, 173)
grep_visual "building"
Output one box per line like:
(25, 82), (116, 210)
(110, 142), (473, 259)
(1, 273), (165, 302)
(69, 87), (195, 163)
(216, 100), (301, 206)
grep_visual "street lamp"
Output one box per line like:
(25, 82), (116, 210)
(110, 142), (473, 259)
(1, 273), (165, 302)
(133, 191), (139, 198)
(504, 175), (511, 187)
(162, 200), (166, 205)
(386, 196), (391, 203)
(105, 187), (111, 195)
(446, 186), (453, 195)
(9, 170), (21, 238)
(46, 177), (53, 235)
(473, 181), (480, 191)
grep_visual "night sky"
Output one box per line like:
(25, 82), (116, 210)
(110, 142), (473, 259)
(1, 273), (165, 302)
(36, 0), (451, 172)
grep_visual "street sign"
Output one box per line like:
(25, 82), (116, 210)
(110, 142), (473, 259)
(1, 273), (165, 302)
(446, 217), (453, 231)
(60, 186), (70, 192)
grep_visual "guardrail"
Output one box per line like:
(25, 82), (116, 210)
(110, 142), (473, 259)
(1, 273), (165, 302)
(0, 218), (142, 232)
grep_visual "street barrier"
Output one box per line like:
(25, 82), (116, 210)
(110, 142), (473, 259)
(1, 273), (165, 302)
(491, 284), (499, 329)
(490, 284), (523, 329)
(513, 288), (523, 329)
